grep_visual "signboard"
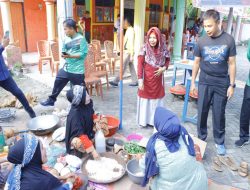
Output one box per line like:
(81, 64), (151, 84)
(193, 0), (250, 7)
(193, 0), (250, 17)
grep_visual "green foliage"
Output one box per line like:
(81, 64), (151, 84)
(124, 142), (146, 154)
(13, 62), (22, 71)
(186, 0), (198, 18)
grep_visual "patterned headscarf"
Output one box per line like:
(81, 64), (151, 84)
(67, 85), (90, 107)
(72, 85), (84, 106)
(5, 134), (62, 190)
(5, 134), (38, 190)
(139, 27), (170, 67)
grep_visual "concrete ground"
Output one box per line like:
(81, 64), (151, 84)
(1, 46), (250, 189)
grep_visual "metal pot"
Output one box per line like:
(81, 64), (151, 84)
(126, 159), (144, 185)
(27, 114), (60, 136)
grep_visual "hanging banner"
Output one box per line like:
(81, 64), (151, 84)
(192, 0), (250, 7)
(192, 0), (250, 17)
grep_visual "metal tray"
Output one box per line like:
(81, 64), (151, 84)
(81, 152), (126, 184)
(0, 108), (16, 122)
(27, 114), (60, 136)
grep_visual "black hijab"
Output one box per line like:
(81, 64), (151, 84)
(65, 86), (95, 154)
(7, 137), (62, 190)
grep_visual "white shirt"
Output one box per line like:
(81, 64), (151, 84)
(124, 26), (135, 56)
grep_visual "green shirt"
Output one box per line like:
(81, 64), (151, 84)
(62, 33), (88, 74)
(247, 40), (250, 86)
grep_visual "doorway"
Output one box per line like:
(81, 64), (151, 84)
(10, 2), (27, 52)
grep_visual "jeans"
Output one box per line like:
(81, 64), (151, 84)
(85, 31), (90, 43)
(239, 85), (250, 141)
(49, 69), (85, 102)
(0, 76), (34, 114)
(197, 84), (228, 145)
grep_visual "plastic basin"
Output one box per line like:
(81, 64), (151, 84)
(93, 114), (120, 137)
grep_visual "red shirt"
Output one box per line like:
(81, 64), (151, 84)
(82, 17), (91, 32)
(137, 55), (170, 99)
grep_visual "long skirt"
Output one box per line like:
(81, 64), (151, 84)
(136, 96), (164, 127)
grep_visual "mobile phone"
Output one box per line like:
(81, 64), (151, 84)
(4, 31), (9, 39)
(62, 52), (68, 55)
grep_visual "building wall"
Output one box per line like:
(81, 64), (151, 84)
(24, 0), (47, 52)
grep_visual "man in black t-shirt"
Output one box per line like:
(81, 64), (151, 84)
(191, 10), (236, 155)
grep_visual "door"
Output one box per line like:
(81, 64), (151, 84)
(10, 2), (27, 52)
(0, 9), (3, 38)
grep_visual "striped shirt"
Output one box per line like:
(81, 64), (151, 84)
(0, 45), (10, 81)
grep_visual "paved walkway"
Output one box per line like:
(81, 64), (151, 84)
(1, 46), (249, 189)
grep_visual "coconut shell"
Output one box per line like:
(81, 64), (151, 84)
(4, 129), (15, 139)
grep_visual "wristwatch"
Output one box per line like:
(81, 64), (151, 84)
(230, 83), (236, 88)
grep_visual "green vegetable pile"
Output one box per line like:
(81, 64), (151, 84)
(124, 142), (146, 154)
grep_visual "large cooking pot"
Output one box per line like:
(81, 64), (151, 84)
(27, 114), (60, 136)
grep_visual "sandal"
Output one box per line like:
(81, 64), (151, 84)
(238, 161), (248, 177)
(218, 156), (238, 171)
(212, 156), (223, 172)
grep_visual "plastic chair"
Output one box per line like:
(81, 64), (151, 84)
(104, 40), (120, 75)
(84, 45), (103, 99)
(37, 40), (52, 74)
(91, 44), (109, 89)
(91, 39), (107, 71)
(50, 42), (60, 76)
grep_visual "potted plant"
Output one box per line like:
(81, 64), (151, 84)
(13, 62), (23, 76)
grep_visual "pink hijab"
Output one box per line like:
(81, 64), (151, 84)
(139, 27), (169, 67)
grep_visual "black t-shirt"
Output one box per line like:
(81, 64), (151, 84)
(194, 31), (236, 87)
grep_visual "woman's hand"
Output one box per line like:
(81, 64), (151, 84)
(60, 172), (76, 181)
(2, 38), (10, 48)
(92, 149), (100, 160)
(61, 54), (71, 59)
(138, 79), (144, 90)
(62, 54), (81, 59)
(154, 66), (166, 77)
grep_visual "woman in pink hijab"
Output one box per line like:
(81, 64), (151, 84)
(137, 27), (170, 128)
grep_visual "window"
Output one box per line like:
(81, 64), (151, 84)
(95, 0), (114, 23)
(75, 0), (85, 5)
(149, 4), (161, 28)
(75, 0), (85, 18)
(96, 0), (114, 7)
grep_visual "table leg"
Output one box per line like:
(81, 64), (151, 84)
(183, 69), (187, 85)
(171, 66), (177, 87)
(182, 79), (191, 122)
